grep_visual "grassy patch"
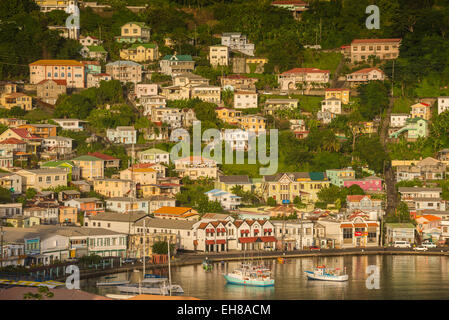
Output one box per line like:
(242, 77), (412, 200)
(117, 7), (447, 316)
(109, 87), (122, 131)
(392, 97), (414, 114)
(414, 77), (449, 97)
(302, 50), (343, 74)
(260, 94), (322, 113)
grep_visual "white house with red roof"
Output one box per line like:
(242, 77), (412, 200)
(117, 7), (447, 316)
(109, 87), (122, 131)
(346, 67), (385, 87)
(193, 218), (275, 252)
(278, 67), (330, 91)
(346, 195), (383, 219)
(0, 138), (27, 154)
(0, 128), (41, 154)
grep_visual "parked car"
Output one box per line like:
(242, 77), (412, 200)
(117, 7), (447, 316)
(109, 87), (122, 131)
(393, 241), (411, 248)
(413, 246), (428, 251)
(123, 258), (137, 264)
(422, 241), (437, 248)
(310, 246), (321, 251)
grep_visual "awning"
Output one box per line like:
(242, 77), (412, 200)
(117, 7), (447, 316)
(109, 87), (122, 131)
(193, 240), (198, 246)
(205, 240), (215, 245)
(216, 239), (226, 245)
(354, 223), (367, 228)
(340, 224), (353, 228)
(259, 236), (276, 243)
(239, 237), (256, 243)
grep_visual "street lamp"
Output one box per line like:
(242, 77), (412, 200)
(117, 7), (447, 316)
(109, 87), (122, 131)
(0, 225), (4, 268)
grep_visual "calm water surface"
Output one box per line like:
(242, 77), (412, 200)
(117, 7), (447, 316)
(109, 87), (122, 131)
(80, 255), (449, 299)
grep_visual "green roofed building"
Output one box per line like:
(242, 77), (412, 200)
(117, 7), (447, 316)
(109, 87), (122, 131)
(137, 148), (170, 165)
(41, 160), (78, 181)
(159, 54), (195, 76)
(72, 155), (105, 181)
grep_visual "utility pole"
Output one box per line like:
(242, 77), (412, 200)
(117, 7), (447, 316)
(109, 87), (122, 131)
(142, 218), (145, 277)
(0, 225), (4, 268)
(168, 236), (172, 296)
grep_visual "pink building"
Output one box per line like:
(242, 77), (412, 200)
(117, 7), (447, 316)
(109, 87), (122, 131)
(29, 60), (85, 89)
(343, 176), (383, 192)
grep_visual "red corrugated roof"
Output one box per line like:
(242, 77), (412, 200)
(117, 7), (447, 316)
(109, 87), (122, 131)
(281, 67), (330, 75)
(351, 38), (402, 44)
(0, 138), (26, 144)
(88, 152), (118, 161)
(37, 79), (67, 86)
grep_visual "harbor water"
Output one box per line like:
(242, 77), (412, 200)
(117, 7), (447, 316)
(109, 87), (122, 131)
(80, 255), (449, 299)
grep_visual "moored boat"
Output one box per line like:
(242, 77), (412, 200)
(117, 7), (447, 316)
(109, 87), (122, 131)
(96, 280), (130, 286)
(117, 278), (184, 295)
(304, 266), (348, 282)
(223, 264), (274, 287)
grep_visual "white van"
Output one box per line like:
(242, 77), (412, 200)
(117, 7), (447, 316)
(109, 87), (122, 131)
(393, 241), (411, 248)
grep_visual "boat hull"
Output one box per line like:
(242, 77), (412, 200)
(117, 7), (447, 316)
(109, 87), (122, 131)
(304, 271), (348, 282)
(223, 274), (274, 287)
(96, 280), (130, 286)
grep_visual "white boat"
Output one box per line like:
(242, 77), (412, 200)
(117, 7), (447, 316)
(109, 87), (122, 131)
(304, 266), (348, 282)
(96, 280), (130, 286)
(223, 263), (274, 287)
(117, 278), (184, 295)
(105, 294), (136, 300)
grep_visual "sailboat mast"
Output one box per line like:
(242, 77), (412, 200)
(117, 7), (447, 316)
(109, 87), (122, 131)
(143, 218), (146, 277)
(168, 237), (172, 296)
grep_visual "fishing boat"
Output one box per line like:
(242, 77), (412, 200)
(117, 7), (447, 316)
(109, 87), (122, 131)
(96, 275), (130, 287)
(223, 263), (274, 287)
(202, 259), (213, 271)
(116, 278), (184, 295)
(144, 274), (164, 279)
(304, 266), (348, 282)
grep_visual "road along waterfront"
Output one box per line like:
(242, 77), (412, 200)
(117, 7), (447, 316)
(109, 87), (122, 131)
(80, 253), (449, 299)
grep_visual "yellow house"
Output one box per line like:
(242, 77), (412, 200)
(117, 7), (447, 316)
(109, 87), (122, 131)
(93, 178), (134, 198)
(116, 22), (151, 43)
(411, 102), (432, 120)
(59, 206), (78, 225)
(15, 168), (68, 191)
(119, 167), (157, 185)
(72, 155), (105, 181)
(239, 115), (266, 135)
(325, 88), (350, 104)
(215, 107), (242, 125)
(6, 216), (23, 228)
(215, 175), (253, 193)
(0, 92), (33, 110)
(120, 43), (159, 62)
(262, 172), (330, 204)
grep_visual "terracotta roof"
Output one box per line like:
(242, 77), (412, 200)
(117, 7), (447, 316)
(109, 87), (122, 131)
(153, 206), (193, 215)
(346, 195), (371, 202)
(325, 88), (349, 92)
(0, 138), (26, 144)
(29, 60), (83, 66)
(281, 68), (330, 75)
(272, 0), (307, 4)
(340, 223), (353, 228)
(351, 38), (402, 44)
(222, 74), (257, 80)
(10, 128), (39, 139)
(37, 79), (67, 86)
(350, 67), (383, 74)
(87, 152), (119, 161)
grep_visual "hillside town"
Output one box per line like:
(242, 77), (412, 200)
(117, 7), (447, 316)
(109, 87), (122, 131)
(1, 0), (449, 276)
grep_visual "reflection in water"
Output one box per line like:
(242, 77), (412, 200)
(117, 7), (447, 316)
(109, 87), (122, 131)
(80, 255), (449, 300)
